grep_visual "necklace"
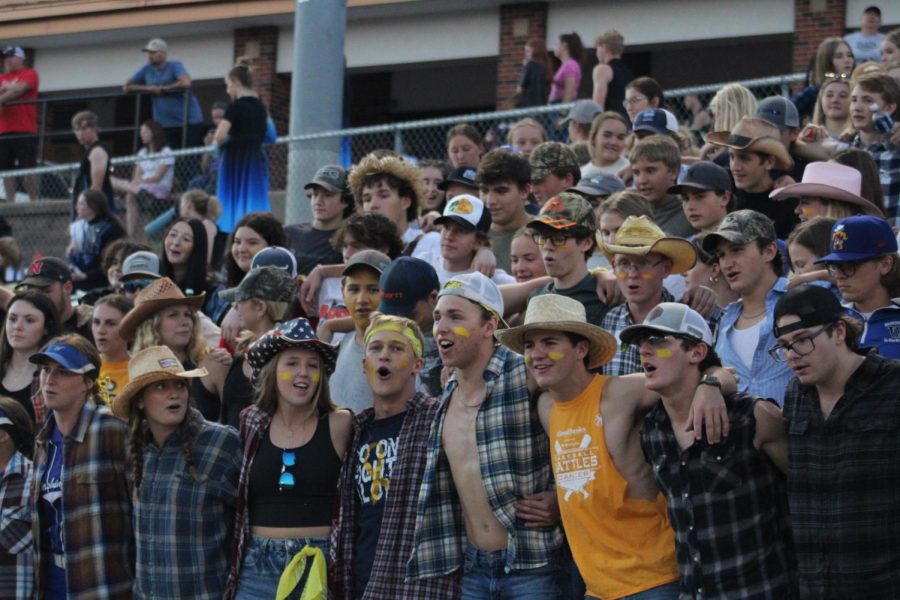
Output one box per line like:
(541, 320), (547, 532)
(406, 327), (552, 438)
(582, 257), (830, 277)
(740, 308), (766, 320)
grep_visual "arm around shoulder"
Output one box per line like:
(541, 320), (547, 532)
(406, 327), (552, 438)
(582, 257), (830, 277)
(330, 409), (354, 460)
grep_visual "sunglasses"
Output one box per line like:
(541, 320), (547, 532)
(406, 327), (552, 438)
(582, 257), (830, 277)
(278, 449), (296, 491)
(823, 72), (850, 81)
(122, 278), (154, 294)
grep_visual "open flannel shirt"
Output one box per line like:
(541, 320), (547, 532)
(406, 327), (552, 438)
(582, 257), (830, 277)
(407, 345), (563, 581)
(331, 392), (459, 600)
(852, 134), (900, 227)
(602, 289), (676, 376)
(32, 400), (134, 599)
(783, 352), (900, 598)
(642, 393), (795, 599)
(0, 450), (34, 599)
(133, 410), (241, 600)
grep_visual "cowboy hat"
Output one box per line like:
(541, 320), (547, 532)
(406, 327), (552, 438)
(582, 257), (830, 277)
(705, 117), (793, 172)
(246, 318), (338, 384)
(118, 278), (205, 342)
(111, 346), (207, 420)
(597, 215), (697, 274)
(769, 161), (885, 217)
(495, 294), (617, 370)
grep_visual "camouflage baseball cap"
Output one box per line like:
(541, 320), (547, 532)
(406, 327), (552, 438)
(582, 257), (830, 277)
(529, 192), (596, 232)
(529, 142), (579, 182)
(219, 266), (296, 304)
(701, 209), (776, 254)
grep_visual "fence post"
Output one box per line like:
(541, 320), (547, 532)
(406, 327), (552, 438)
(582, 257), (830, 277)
(181, 90), (189, 149)
(38, 100), (47, 164)
(132, 94), (142, 154)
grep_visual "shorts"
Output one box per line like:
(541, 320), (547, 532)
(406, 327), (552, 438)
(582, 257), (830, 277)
(0, 132), (37, 170)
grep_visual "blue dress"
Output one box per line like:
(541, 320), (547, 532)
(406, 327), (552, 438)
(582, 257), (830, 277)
(216, 96), (271, 232)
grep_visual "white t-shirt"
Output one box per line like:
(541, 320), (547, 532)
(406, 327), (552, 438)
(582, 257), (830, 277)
(316, 277), (348, 345)
(419, 250), (516, 285)
(728, 318), (764, 370)
(580, 156), (629, 179)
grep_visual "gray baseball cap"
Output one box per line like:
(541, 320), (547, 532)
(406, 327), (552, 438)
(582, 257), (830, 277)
(341, 249), (391, 277)
(620, 302), (714, 346)
(121, 251), (161, 282)
(304, 164), (348, 194)
(568, 173), (626, 198)
(561, 100), (603, 125)
(756, 96), (800, 131)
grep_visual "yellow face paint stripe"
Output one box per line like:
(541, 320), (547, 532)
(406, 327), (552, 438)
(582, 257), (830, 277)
(452, 326), (471, 338)
(548, 352), (564, 361)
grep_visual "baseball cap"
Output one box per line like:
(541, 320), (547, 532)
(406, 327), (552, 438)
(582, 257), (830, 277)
(529, 192), (596, 232)
(342, 249), (391, 277)
(143, 38), (168, 53)
(304, 165), (347, 194)
(620, 302), (714, 346)
(815, 215), (898, 263)
(756, 96), (800, 131)
(121, 251), (161, 282)
(773, 284), (845, 337)
(562, 100), (602, 125)
(632, 109), (679, 135)
(434, 194), (492, 233)
(701, 209), (776, 255)
(669, 161), (732, 195)
(864, 6), (881, 16)
(378, 257), (440, 317)
(438, 166), (478, 192)
(219, 267), (296, 304)
(437, 272), (508, 328)
(530, 142), (579, 182)
(251, 246), (298, 278)
(567, 173), (626, 199)
(2, 47), (25, 60)
(18, 257), (72, 289)
(28, 341), (97, 375)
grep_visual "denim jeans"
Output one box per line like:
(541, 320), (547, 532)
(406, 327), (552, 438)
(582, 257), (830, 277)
(587, 581), (680, 600)
(460, 543), (559, 600)
(234, 534), (329, 600)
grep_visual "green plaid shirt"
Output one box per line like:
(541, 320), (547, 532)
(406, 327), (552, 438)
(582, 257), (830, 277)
(407, 346), (562, 580)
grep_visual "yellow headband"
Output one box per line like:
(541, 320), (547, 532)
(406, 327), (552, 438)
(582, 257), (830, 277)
(364, 322), (423, 358)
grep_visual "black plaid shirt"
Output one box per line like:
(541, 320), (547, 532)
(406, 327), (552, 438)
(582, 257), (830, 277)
(783, 352), (900, 599)
(641, 393), (795, 600)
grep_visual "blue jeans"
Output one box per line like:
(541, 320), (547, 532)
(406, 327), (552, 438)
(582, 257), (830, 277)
(234, 534), (329, 600)
(587, 581), (680, 600)
(460, 543), (559, 600)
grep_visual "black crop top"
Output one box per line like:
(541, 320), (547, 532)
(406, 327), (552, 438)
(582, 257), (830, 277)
(248, 412), (342, 528)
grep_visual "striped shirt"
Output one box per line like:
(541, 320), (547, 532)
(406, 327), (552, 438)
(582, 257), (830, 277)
(407, 345), (563, 581)
(852, 135), (900, 227)
(0, 451), (34, 600)
(133, 411), (241, 599)
(642, 393), (795, 599)
(783, 352), (900, 598)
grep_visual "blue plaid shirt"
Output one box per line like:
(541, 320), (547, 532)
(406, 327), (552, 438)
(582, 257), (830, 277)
(0, 451), (33, 600)
(602, 290), (675, 376)
(715, 278), (793, 406)
(852, 135), (900, 226)
(133, 411), (241, 600)
(407, 345), (562, 580)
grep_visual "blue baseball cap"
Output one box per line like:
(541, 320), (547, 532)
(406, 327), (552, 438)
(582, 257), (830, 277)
(815, 215), (898, 263)
(250, 246), (298, 278)
(378, 257), (440, 317)
(632, 108), (679, 135)
(29, 341), (97, 375)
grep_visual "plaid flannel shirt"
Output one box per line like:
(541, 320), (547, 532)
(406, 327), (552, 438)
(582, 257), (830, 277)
(133, 411), (241, 600)
(642, 393), (795, 599)
(0, 450), (34, 600)
(32, 400), (134, 599)
(224, 404), (273, 600)
(783, 352), (900, 598)
(331, 392), (459, 600)
(852, 135), (900, 226)
(407, 346), (562, 581)
(602, 290), (676, 376)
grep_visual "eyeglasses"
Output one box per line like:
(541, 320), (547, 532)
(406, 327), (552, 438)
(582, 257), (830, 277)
(613, 257), (665, 275)
(531, 232), (574, 248)
(768, 325), (830, 362)
(824, 259), (873, 278)
(122, 278), (154, 294)
(623, 96), (647, 107)
(278, 449), (296, 491)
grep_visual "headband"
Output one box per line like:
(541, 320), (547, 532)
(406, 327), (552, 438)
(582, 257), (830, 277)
(364, 322), (423, 358)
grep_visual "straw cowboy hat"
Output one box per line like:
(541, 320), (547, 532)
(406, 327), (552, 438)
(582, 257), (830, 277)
(705, 117), (793, 172)
(111, 346), (207, 420)
(495, 294), (618, 370)
(769, 161), (885, 218)
(597, 215), (697, 274)
(118, 277), (205, 342)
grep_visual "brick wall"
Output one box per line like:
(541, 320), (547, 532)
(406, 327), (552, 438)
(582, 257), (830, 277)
(496, 2), (548, 110)
(233, 26), (289, 135)
(793, 0), (847, 74)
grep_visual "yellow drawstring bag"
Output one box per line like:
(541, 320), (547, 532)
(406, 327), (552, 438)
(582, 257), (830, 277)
(275, 545), (327, 600)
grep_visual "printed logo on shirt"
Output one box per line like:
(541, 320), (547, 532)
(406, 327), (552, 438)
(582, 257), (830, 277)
(356, 434), (399, 505)
(885, 321), (900, 341)
(553, 426), (600, 501)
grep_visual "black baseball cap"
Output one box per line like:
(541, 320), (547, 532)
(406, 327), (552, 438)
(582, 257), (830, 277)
(669, 162), (732, 195)
(773, 285), (845, 337)
(438, 166), (478, 191)
(18, 257), (71, 288)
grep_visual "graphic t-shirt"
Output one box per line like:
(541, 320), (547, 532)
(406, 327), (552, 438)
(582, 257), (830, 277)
(99, 359), (130, 406)
(41, 424), (67, 599)
(352, 411), (406, 598)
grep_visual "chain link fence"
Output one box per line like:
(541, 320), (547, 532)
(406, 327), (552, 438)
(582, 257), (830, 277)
(0, 72), (803, 268)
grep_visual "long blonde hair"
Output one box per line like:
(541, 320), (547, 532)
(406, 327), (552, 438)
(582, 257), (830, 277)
(811, 78), (851, 128)
(709, 84), (757, 132)
(131, 310), (208, 365)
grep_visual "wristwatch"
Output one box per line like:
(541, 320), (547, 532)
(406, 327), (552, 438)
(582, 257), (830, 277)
(699, 375), (721, 390)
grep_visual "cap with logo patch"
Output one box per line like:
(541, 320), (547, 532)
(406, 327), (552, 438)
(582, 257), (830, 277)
(28, 341), (97, 375)
(529, 142), (579, 182)
(251, 246), (298, 278)
(121, 251), (161, 282)
(434, 194), (492, 233)
(17, 257), (71, 289)
(632, 109), (679, 135)
(815, 215), (898, 263)
(304, 165), (347, 194)
(438, 166), (479, 191)
(438, 272), (508, 328)
(529, 192), (596, 232)
(378, 257), (440, 317)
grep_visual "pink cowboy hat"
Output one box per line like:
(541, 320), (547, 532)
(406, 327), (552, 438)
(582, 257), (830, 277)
(769, 161), (885, 218)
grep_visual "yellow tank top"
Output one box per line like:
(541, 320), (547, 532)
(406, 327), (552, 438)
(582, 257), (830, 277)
(549, 374), (677, 599)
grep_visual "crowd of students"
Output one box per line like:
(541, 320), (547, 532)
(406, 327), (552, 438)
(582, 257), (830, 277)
(0, 13), (900, 600)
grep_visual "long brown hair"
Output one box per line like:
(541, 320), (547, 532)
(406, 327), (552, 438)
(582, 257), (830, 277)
(254, 348), (336, 416)
(0, 291), (61, 369)
(526, 38), (554, 86)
